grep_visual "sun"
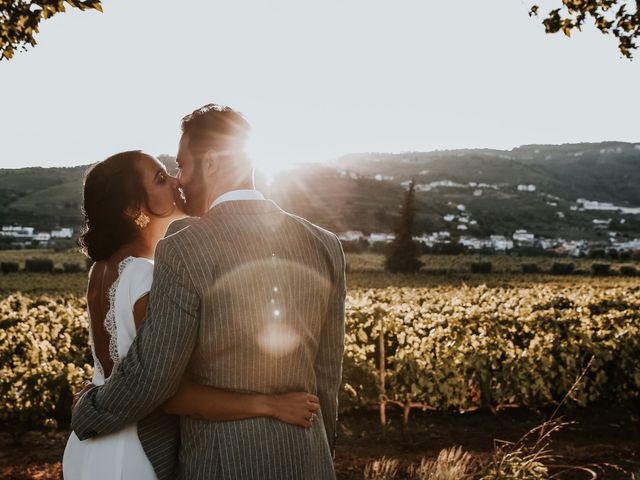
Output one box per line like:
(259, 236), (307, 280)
(247, 140), (298, 186)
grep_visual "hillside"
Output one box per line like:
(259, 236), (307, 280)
(0, 142), (639, 241)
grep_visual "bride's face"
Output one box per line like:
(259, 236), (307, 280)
(138, 154), (186, 219)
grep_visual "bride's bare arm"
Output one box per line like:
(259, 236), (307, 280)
(133, 296), (320, 428)
(163, 380), (320, 428)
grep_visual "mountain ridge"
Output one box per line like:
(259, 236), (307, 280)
(0, 142), (638, 242)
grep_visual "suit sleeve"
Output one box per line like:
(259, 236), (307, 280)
(71, 240), (200, 440)
(314, 234), (346, 455)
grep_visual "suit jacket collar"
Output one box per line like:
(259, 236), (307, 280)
(205, 198), (283, 216)
(208, 189), (265, 210)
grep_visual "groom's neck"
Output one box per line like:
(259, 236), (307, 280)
(207, 178), (255, 206)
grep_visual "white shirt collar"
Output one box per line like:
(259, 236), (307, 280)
(209, 189), (265, 210)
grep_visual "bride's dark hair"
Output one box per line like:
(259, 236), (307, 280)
(79, 151), (148, 262)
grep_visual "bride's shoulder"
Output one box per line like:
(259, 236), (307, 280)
(122, 256), (154, 276)
(120, 257), (154, 302)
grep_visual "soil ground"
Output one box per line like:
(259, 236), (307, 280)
(2, 403), (638, 479)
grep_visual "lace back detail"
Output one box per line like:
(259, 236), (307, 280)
(102, 257), (134, 375)
(87, 264), (105, 380)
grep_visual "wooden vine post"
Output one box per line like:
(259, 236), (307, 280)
(378, 312), (387, 433)
(402, 399), (411, 434)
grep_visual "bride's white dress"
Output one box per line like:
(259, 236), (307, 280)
(63, 256), (158, 480)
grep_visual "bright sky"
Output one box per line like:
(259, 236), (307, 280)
(1, 0), (639, 174)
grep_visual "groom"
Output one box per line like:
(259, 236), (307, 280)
(72, 104), (346, 479)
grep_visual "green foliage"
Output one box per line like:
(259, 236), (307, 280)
(340, 238), (370, 254)
(2, 283), (639, 441)
(0, 0), (103, 60)
(620, 264), (638, 276)
(470, 262), (492, 274)
(385, 181), (424, 273)
(343, 284), (640, 417)
(530, 1), (640, 58)
(550, 262), (575, 275)
(0, 294), (92, 440)
(0, 261), (18, 273)
(591, 262), (611, 276)
(521, 263), (541, 274)
(63, 262), (83, 273)
(24, 257), (53, 273)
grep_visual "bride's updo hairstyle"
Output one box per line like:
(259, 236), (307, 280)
(79, 151), (148, 262)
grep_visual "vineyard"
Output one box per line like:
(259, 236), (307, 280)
(1, 248), (639, 478)
(2, 281), (639, 440)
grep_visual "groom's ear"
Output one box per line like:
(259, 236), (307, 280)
(202, 150), (219, 178)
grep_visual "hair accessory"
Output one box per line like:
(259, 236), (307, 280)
(135, 212), (150, 229)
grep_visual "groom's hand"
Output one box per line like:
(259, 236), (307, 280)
(72, 380), (97, 410)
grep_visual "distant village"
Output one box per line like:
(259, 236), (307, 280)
(2, 219), (639, 257)
(2, 180), (639, 257)
(339, 229), (640, 257)
(0, 226), (74, 248)
(336, 184), (640, 257)
(335, 173), (640, 257)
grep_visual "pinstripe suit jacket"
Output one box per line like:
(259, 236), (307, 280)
(71, 199), (346, 480)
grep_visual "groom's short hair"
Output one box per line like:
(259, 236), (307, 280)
(181, 104), (250, 158)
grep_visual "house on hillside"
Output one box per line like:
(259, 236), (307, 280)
(414, 231), (451, 246)
(490, 235), (514, 251)
(338, 230), (365, 241)
(33, 233), (51, 246)
(592, 219), (611, 229)
(512, 230), (535, 247)
(537, 237), (562, 250)
(556, 240), (588, 257)
(459, 236), (491, 250)
(369, 233), (395, 243)
(1, 226), (34, 238)
(51, 228), (74, 239)
(611, 238), (640, 252)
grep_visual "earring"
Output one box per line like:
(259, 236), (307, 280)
(135, 212), (150, 229)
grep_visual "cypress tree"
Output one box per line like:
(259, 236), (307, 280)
(385, 180), (424, 273)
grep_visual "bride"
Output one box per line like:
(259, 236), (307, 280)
(63, 151), (320, 479)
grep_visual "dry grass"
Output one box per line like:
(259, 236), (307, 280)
(407, 447), (475, 480)
(364, 457), (400, 480)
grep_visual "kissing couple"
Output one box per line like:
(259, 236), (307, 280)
(63, 104), (346, 480)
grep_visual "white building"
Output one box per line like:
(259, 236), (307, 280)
(577, 198), (640, 214)
(512, 230), (535, 247)
(33, 233), (51, 242)
(414, 231), (451, 246)
(369, 233), (395, 243)
(490, 235), (514, 251)
(338, 230), (365, 241)
(592, 219), (611, 229)
(51, 228), (74, 238)
(374, 174), (394, 181)
(611, 238), (640, 251)
(459, 236), (491, 250)
(558, 240), (588, 257)
(538, 237), (562, 250)
(1, 226), (34, 237)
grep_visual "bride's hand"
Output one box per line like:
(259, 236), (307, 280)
(72, 380), (96, 410)
(264, 392), (320, 428)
